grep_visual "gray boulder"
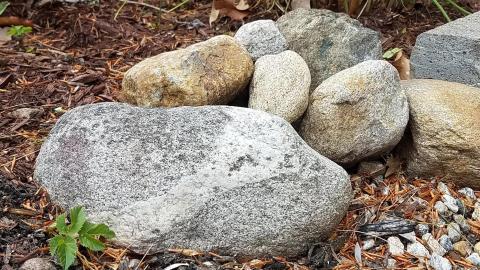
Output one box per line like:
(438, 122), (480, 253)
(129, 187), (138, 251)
(276, 8), (382, 91)
(234, 20), (288, 61)
(399, 79), (480, 188)
(300, 60), (409, 166)
(411, 12), (480, 87)
(249, 50), (310, 123)
(19, 258), (56, 270)
(34, 103), (352, 257)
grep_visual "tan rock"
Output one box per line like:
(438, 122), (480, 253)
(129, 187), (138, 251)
(400, 79), (480, 188)
(121, 35), (254, 107)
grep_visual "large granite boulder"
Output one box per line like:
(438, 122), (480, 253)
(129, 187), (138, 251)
(249, 50), (310, 123)
(34, 103), (352, 257)
(121, 35), (253, 107)
(400, 79), (480, 188)
(300, 60), (409, 166)
(411, 12), (480, 87)
(234, 20), (288, 61)
(276, 8), (382, 91)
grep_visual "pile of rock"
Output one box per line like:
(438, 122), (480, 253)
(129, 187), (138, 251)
(34, 8), (480, 261)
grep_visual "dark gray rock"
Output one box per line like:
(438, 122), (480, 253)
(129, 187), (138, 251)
(34, 103), (352, 257)
(276, 8), (382, 91)
(411, 12), (480, 87)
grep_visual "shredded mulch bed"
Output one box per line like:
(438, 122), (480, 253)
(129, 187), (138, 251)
(1, 0), (479, 269)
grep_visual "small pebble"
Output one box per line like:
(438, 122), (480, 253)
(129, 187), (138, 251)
(458, 187), (476, 199)
(362, 239), (375, 250)
(416, 223), (430, 236)
(447, 223), (462, 242)
(387, 258), (396, 269)
(453, 215), (470, 232)
(407, 242), (430, 258)
(456, 199), (466, 215)
(429, 253), (452, 270)
(439, 235), (454, 251)
(423, 233), (447, 256)
(467, 252), (480, 267)
(437, 182), (451, 195)
(19, 258), (56, 270)
(399, 231), (417, 243)
(381, 186), (390, 196)
(474, 242), (480, 254)
(387, 236), (405, 256)
(472, 202), (480, 221)
(434, 201), (451, 217)
(453, 241), (472, 256)
(442, 194), (459, 213)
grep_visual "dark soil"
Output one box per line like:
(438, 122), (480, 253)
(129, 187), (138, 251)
(1, 0), (479, 269)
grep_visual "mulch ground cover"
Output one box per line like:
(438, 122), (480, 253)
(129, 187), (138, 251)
(1, 0), (479, 269)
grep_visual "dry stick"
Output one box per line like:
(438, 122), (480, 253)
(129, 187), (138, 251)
(134, 244), (154, 270)
(117, 0), (168, 12)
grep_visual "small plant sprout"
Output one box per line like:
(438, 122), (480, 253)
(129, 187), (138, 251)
(49, 206), (115, 270)
(7, 25), (32, 38)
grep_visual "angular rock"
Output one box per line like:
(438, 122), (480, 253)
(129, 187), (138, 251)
(437, 182), (451, 196)
(300, 60), (409, 166)
(122, 35), (253, 107)
(439, 235), (453, 252)
(407, 242), (430, 258)
(423, 233), (447, 256)
(411, 12), (480, 87)
(19, 258), (56, 270)
(248, 50), (310, 123)
(441, 195), (459, 213)
(400, 79), (480, 188)
(34, 103), (352, 257)
(429, 254), (452, 270)
(435, 201), (451, 217)
(276, 8), (382, 91)
(387, 236), (404, 256)
(453, 215), (470, 233)
(474, 242), (480, 254)
(467, 253), (480, 267)
(458, 187), (476, 200)
(447, 223), (462, 243)
(357, 161), (386, 177)
(453, 241), (472, 256)
(234, 20), (288, 61)
(474, 202), (480, 221)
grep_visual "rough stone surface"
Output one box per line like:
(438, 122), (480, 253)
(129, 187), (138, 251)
(407, 242), (430, 258)
(423, 233), (447, 256)
(441, 195), (459, 213)
(387, 236), (404, 256)
(439, 235), (453, 252)
(357, 161), (386, 177)
(453, 241), (472, 256)
(453, 215), (470, 232)
(416, 224), (430, 236)
(34, 103), (352, 257)
(410, 12), (480, 87)
(467, 253), (480, 267)
(458, 187), (476, 199)
(400, 79), (480, 188)
(19, 258), (56, 270)
(122, 35), (253, 107)
(300, 60), (408, 166)
(234, 20), (288, 61)
(429, 254), (452, 270)
(276, 8), (382, 91)
(435, 201), (451, 217)
(447, 223), (462, 242)
(248, 50), (310, 123)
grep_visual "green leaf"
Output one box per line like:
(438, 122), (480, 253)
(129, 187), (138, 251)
(0, 1), (9, 16)
(68, 206), (86, 234)
(49, 235), (77, 270)
(7, 26), (32, 38)
(382, 48), (402, 60)
(79, 221), (115, 239)
(79, 234), (105, 251)
(55, 213), (68, 235)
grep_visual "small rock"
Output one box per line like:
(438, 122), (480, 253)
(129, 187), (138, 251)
(453, 241), (472, 256)
(411, 197), (429, 211)
(453, 215), (470, 232)
(434, 201), (451, 217)
(416, 223), (430, 236)
(472, 202), (480, 221)
(387, 236), (405, 256)
(422, 233), (447, 256)
(234, 20), (287, 61)
(447, 223), (462, 242)
(458, 187), (476, 200)
(128, 259), (141, 269)
(429, 253), (452, 270)
(357, 161), (386, 177)
(437, 182), (451, 195)
(19, 258), (56, 270)
(474, 242), (480, 254)
(442, 194), (459, 213)
(362, 239), (375, 250)
(439, 235), (454, 252)
(467, 252), (480, 267)
(456, 199), (466, 215)
(387, 258), (396, 269)
(407, 242), (430, 258)
(399, 231), (417, 243)
(10, 107), (43, 119)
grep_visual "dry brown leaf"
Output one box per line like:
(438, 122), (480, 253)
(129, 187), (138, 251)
(210, 0), (250, 24)
(167, 248), (203, 257)
(391, 51), (411, 80)
(247, 259), (271, 269)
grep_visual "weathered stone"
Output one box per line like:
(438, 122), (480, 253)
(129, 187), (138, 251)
(435, 201), (451, 217)
(121, 35), (253, 107)
(429, 254), (452, 270)
(467, 253), (480, 267)
(248, 50), (310, 123)
(447, 223), (462, 243)
(439, 235), (453, 252)
(423, 233), (447, 256)
(453, 215), (470, 233)
(473, 202), (480, 221)
(458, 187), (476, 200)
(19, 258), (56, 270)
(400, 79), (480, 188)
(34, 103), (352, 257)
(437, 182), (451, 196)
(407, 242), (430, 258)
(362, 239), (375, 250)
(387, 236), (404, 256)
(416, 224), (430, 236)
(453, 241), (472, 256)
(357, 161), (386, 177)
(276, 8), (382, 91)
(234, 20), (288, 61)
(411, 12), (480, 87)
(441, 195), (459, 213)
(300, 60), (408, 166)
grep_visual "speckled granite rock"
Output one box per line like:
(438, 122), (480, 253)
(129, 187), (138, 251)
(34, 103), (352, 257)
(121, 35), (253, 107)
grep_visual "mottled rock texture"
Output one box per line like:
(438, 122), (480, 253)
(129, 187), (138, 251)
(34, 103), (352, 257)
(400, 79), (480, 188)
(411, 12), (480, 87)
(249, 50), (310, 123)
(276, 8), (382, 91)
(300, 60), (409, 166)
(121, 35), (253, 107)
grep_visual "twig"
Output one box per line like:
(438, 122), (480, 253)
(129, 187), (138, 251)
(116, 0), (167, 12)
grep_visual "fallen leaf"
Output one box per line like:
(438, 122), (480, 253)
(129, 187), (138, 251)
(391, 50), (411, 80)
(247, 259), (271, 269)
(210, 0), (250, 24)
